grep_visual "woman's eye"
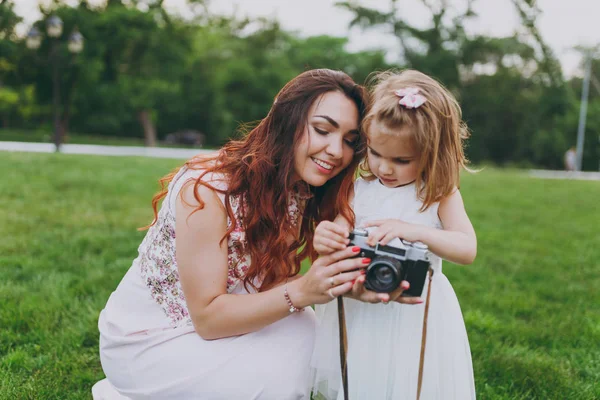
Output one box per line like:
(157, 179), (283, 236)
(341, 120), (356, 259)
(344, 137), (358, 146)
(314, 128), (328, 135)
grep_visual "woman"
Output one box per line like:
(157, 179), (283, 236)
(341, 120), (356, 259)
(93, 69), (371, 400)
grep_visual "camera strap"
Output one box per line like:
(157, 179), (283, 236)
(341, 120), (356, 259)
(337, 296), (349, 400)
(336, 268), (434, 400)
(417, 267), (434, 400)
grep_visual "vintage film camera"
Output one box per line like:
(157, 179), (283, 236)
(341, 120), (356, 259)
(348, 229), (431, 296)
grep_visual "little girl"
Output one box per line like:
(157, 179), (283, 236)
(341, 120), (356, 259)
(310, 70), (477, 400)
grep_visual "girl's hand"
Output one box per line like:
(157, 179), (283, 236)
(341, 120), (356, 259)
(361, 219), (425, 246)
(293, 246), (369, 307)
(314, 221), (350, 255)
(347, 276), (423, 305)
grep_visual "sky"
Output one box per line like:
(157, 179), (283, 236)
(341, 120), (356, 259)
(13, 0), (599, 78)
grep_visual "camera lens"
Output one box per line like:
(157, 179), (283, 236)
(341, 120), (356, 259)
(374, 265), (395, 285)
(364, 256), (403, 293)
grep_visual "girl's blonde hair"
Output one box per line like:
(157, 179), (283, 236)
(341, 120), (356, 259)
(361, 69), (470, 211)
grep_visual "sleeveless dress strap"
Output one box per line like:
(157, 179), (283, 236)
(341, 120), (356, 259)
(167, 167), (227, 214)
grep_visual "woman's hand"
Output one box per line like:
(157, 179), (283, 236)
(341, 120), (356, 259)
(362, 219), (425, 246)
(289, 246), (368, 307)
(314, 221), (350, 255)
(346, 275), (423, 305)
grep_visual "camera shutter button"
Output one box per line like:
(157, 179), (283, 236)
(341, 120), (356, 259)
(413, 242), (428, 250)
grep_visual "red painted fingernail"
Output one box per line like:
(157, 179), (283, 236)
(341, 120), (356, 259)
(352, 246), (360, 252)
(362, 258), (371, 264)
(361, 270), (366, 275)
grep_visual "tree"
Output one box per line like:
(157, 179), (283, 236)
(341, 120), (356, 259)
(286, 35), (391, 84)
(92, 2), (191, 146)
(511, 0), (563, 87)
(336, 0), (477, 88)
(336, 0), (579, 168)
(0, 0), (25, 127)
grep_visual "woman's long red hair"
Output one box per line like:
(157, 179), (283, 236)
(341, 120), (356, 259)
(144, 69), (368, 292)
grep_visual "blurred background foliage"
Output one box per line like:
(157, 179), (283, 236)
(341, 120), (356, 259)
(0, 0), (599, 170)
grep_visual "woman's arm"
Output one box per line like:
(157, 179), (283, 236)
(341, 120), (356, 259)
(176, 182), (366, 340)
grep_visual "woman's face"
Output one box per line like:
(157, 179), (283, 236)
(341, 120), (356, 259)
(293, 91), (360, 186)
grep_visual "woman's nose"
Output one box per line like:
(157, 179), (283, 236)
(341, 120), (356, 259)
(325, 137), (343, 159)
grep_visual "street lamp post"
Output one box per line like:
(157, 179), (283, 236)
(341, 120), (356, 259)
(26, 15), (84, 152)
(575, 54), (591, 172)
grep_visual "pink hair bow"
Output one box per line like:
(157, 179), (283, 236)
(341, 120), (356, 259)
(394, 87), (427, 109)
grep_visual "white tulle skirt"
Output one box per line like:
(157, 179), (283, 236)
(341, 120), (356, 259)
(310, 270), (475, 400)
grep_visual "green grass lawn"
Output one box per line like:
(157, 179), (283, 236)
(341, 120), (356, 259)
(0, 153), (599, 399)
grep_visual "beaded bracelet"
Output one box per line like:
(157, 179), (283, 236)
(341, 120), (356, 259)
(284, 285), (304, 313)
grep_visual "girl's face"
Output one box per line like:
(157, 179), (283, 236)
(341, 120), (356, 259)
(293, 91), (360, 186)
(366, 125), (420, 188)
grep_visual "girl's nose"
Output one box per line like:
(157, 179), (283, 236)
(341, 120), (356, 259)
(379, 161), (393, 175)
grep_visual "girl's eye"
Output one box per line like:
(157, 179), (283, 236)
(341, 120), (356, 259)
(368, 148), (379, 157)
(394, 159), (411, 165)
(314, 128), (328, 135)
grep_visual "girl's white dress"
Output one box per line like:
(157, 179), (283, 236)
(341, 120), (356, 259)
(93, 167), (317, 400)
(311, 178), (476, 400)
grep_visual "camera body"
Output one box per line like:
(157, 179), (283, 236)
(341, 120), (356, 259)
(349, 229), (431, 296)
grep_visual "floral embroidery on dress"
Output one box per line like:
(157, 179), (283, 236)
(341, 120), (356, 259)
(226, 194), (251, 290)
(138, 206), (190, 326)
(137, 168), (311, 327)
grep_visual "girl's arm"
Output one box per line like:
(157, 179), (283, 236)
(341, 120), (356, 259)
(313, 186), (354, 254)
(422, 189), (477, 265)
(176, 182), (365, 340)
(362, 189), (477, 265)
